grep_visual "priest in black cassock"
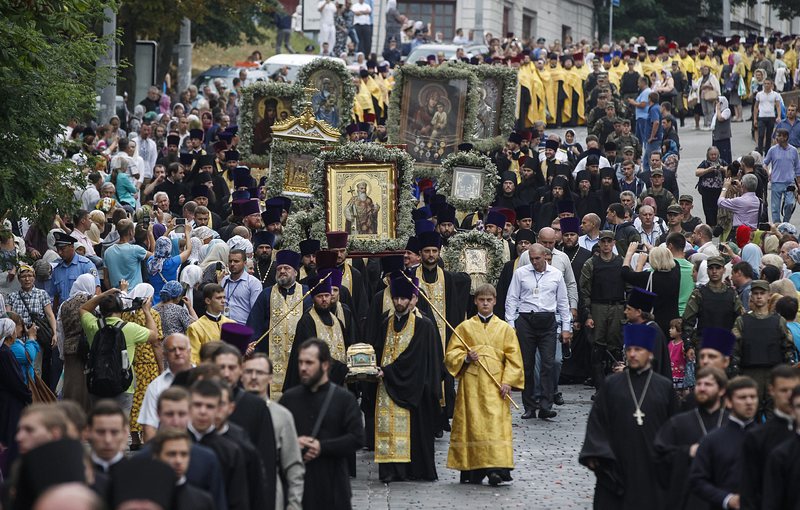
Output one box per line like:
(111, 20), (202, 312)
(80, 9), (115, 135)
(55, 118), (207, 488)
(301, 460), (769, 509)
(623, 287), (672, 380)
(373, 275), (441, 482)
(740, 364), (799, 510)
(575, 170), (605, 220)
(414, 230), (471, 431)
(680, 328), (736, 411)
(579, 323), (679, 510)
(298, 239), (320, 282)
(654, 365), (729, 510)
(494, 228), (536, 319)
(251, 230), (277, 288)
(279, 339), (364, 510)
(762, 385), (800, 510)
(558, 217), (593, 382)
(595, 167), (621, 213)
(283, 275), (352, 391)
(326, 231), (369, 324)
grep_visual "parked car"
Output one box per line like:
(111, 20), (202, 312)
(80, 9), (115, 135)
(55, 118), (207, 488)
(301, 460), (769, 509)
(259, 54), (348, 84)
(192, 65), (272, 92)
(406, 43), (489, 64)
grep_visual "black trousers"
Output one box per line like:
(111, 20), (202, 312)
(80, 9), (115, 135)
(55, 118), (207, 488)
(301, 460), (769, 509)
(355, 24), (372, 55)
(699, 187), (722, 226)
(515, 312), (557, 411)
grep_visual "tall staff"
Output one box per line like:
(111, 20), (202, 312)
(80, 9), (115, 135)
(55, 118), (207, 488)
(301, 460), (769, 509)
(247, 272), (332, 352)
(399, 272), (520, 409)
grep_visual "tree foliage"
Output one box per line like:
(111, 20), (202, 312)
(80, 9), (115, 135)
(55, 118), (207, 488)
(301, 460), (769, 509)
(0, 0), (114, 229)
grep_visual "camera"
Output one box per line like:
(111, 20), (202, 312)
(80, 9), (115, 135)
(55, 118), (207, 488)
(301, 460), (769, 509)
(122, 296), (145, 313)
(175, 218), (187, 226)
(141, 215), (150, 227)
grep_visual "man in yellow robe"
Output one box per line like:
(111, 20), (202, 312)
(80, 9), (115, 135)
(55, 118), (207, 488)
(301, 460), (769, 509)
(186, 283), (235, 364)
(561, 57), (586, 126)
(445, 283), (524, 486)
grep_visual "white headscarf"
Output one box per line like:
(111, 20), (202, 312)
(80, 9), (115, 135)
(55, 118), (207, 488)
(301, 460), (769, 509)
(227, 235), (253, 255)
(188, 237), (204, 264)
(200, 241), (230, 270)
(0, 318), (16, 341)
(130, 283), (155, 301)
(179, 264), (203, 303)
(70, 274), (98, 298)
(710, 96), (730, 130)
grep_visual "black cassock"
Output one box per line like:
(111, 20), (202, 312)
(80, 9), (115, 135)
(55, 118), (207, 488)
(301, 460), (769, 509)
(494, 258), (519, 320)
(644, 321), (673, 381)
(419, 265), (471, 424)
(653, 407), (729, 510)
(222, 421), (269, 510)
(279, 382), (364, 510)
(340, 263), (369, 324)
(579, 367), (678, 510)
(373, 311), (442, 481)
(0, 344), (31, 472)
(763, 434), (800, 510)
(362, 288), (441, 448)
(740, 414), (795, 510)
(245, 283), (311, 352)
(229, 387), (277, 510)
(282, 308), (354, 392)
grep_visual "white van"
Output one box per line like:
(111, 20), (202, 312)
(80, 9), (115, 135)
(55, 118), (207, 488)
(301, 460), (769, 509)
(260, 54), (349, 84)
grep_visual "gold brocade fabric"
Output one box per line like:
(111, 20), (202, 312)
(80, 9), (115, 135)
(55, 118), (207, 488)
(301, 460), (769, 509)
(381, 287), (392, 314)
(375, 312), (415, 463)
(445, 316), (525, 471)
(415, 265), (446, 353)
(309, 308), (346, 363)
(269, 283), (303, 400)
(341, 263), (353, 295)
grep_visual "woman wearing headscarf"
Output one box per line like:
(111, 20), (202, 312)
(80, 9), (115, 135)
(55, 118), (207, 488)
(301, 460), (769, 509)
(56, 273), (96, 411)
(179, 264), (205, 316)
(741, 243), (763, 279)
(5, 311), (39, 385)
(147, 226), (193, 304)
(155, 280), (197, 337)
(711, 95), (732, 165)
(0, 316), (31, 475)
(200, 240), (230, 284)
(122, 282), (163, 449)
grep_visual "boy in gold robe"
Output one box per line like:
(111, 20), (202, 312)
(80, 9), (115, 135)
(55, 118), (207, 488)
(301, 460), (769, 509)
(445, 283), (524, 485)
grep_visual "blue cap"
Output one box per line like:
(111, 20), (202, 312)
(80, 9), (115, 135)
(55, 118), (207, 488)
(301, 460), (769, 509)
(252, 231), (275, 249)
(275, 249), (301, 270)
(415, 219), (435, 234)
(624, 323), (656, 352)
(627, 287), (657, 313)
(485, 211), (505, 229)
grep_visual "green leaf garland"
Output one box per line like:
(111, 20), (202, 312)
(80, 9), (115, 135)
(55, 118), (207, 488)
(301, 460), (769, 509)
(295, 58), (356, 133)
(238, 81), (304, 160)
(442, 230), (505, 287)
(437, 150), (500, 212)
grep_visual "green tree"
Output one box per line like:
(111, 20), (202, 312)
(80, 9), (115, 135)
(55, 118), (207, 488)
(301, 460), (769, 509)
(117, 0), (280, 101)
(0, 0), (114, 230)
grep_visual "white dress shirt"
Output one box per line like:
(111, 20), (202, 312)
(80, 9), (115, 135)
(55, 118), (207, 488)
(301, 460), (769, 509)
(351, 1), (371, 24)
(517, 249), (578, 309)
(138, 137), (158, 179)
(505, 263), (572, 331)
(137, 368), (176, 428)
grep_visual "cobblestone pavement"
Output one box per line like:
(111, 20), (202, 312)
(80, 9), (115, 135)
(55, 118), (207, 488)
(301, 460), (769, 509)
(351, 384), (596, 509)
(351, 115), (797, 508)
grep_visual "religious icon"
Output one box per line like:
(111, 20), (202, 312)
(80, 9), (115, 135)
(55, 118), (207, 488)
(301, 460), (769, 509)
(282, 153), (314, 196)
(464, 247), (488, 274)
(398, 76), (469, 169)
(451, 166), (485, 201)
(252, 96), (293, 155)
(326, 162), (397, 240)
(474, 77), (502, 138)
(309, 71), (341, 127)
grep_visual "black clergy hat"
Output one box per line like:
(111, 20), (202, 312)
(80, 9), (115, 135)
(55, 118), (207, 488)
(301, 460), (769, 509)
(437, 204), (457, 225)
(15, 439), (87, 509)
(515, 228), (535, 244)
(275, 249), (301, 270)
(110, 457), (176, 510)
(628, 287), (656, 312)
(299, 239), (321, 257)
(190, 185), (211, 199)
(515, 204), (532, 221)
(252, 231), (276, 249)
(166, 134), (180, 146)
(576, 170), (591, 183)
(390, 275), (419, 299)
(381, 254), (405, 276)
(560, 216), (580, 234)
(417, 231), (442, 250)
(179, 152), (194, 166)
(189, 128), (204, 140)
(196, 154), (215, 168)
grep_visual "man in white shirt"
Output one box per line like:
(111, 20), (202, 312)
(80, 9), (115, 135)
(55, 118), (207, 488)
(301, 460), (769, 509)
(137, 123), (158, 185)
(139, 334), (195, 441)
(76, 172), (103, 211)
(754, 78), (782, 155)
(633, 204), (667, 246)
(317, 0), (337, 51)
(693, 223), (720, 257)
(351, 0), (372, 54)
(506, 243), (572, 420)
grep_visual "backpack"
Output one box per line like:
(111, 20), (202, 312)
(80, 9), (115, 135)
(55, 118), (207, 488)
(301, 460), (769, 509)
(85, 319), (133, 397)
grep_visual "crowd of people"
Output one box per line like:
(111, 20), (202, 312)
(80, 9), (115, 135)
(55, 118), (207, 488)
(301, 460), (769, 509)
(1, 26), (800, 510)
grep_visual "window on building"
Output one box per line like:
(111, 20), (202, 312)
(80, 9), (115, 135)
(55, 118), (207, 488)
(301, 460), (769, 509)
(562, 25), (572, 45)
(400, 1), (457, 41)
(523, 10), (536, 39)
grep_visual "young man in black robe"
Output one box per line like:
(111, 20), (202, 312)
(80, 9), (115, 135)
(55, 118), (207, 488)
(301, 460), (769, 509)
(250, 230), (277, 289)
(762, 385), (800, 510)
(680, 327), (736, 411)
(210, 339), (278, 510)
(623, 287), (672, 380)
(315, 250), (360, 340)
(689, 376), (760, 510)
(740, 364), (799, 510)
(579, 323), (679, 510)
(279, 339), (364, 510)
(414, 231), (471, 431)
(575, 170), (605, 220)
(326, 231), (368, 324)
(654, 366), (729, 510)
(283, 276), (352, 390)
(373, 275), (441, 482)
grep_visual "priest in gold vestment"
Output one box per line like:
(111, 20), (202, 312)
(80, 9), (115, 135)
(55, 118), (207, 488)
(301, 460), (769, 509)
(445, 283), (524, 485)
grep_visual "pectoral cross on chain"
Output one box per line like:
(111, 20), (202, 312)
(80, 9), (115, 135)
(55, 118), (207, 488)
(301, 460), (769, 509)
(633, 408), (645, 426)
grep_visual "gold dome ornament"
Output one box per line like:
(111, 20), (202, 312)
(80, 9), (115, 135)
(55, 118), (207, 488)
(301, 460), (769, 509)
(344, 343), (380, 381)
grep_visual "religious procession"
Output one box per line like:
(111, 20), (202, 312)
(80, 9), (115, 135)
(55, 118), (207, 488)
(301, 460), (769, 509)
(2, 0), (800, 508)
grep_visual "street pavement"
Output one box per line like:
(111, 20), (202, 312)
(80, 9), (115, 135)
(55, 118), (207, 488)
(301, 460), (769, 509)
(351, 384), (597, 509)
(350, 111), (796, 509)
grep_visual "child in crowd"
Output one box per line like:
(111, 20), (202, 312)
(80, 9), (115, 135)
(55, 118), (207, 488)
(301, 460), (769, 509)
(668, 318), (693, 398)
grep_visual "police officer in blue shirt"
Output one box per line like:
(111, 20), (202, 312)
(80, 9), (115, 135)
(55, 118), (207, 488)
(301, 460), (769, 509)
(51, 231), (99, 308)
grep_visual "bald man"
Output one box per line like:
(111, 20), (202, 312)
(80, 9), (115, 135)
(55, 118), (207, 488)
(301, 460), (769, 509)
(139, 334), (194, 441)
(34, 483), (103, 510)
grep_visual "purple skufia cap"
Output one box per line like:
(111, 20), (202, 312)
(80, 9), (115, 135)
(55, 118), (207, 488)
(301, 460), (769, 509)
(309, 275), (333, 296)
(623, 323), (656, 352)
(318, 267), (343, 288)
(700, 327), (735, 357)
(152, 223), (166, 239)
(220, 322), (254, 353)
(275, 249), (300, 270)
(390, 275), (418, 299)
